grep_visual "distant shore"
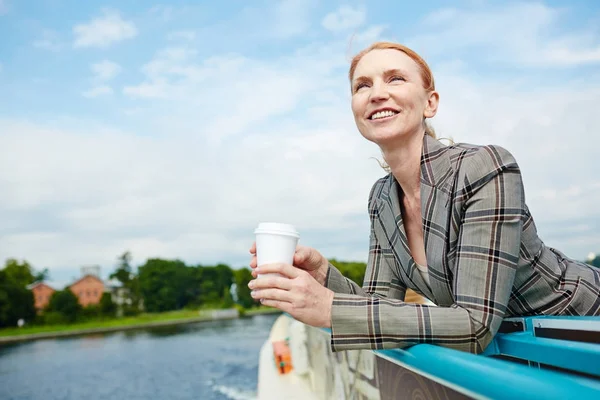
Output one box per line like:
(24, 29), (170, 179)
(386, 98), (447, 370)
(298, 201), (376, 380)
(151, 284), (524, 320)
(0, 307), (281, 344)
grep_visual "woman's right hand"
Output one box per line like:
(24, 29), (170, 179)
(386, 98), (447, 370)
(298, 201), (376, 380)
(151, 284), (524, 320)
(249, 243), (329, 286)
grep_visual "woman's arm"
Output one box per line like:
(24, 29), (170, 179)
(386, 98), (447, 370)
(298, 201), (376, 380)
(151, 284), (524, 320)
(329, 146), (523, 354)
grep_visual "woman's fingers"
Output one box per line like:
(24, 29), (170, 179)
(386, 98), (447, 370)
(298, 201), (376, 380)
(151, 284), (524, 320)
(255, 263), (301, 279)
(251, 288), (294, 303)
(259, 299), (292, 313)
(293, 246), (310, 266)
(249, 274), (293, 291)
(249, 242), (256, 254)
(293, 246), (323, 271)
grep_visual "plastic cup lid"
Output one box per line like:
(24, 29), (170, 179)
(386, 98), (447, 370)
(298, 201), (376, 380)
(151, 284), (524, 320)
(254, 222), (299, 237)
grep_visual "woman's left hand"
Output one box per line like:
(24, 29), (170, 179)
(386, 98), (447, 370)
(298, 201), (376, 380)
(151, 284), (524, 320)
(248, 263), (335, 328)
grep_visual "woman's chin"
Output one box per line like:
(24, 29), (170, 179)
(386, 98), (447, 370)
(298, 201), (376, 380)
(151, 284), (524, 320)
(360, 125), (422, 147)
(365, 130), (406, 146)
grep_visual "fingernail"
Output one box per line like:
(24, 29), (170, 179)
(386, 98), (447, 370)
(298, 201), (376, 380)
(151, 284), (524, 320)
(248, 281), (254, 289)
(255, 267), (260, 273)
(251, 290), (257, 297)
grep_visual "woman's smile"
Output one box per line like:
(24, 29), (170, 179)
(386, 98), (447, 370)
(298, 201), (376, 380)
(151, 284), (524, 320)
(369, 109), (400, 121)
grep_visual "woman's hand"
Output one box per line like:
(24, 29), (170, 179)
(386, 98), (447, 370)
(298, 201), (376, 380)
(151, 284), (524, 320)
(248, 262), (334, 328)
(249, 243), (329, 286)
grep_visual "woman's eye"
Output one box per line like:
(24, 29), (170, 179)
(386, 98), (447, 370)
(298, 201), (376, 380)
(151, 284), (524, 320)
(355, 82), (369, 91)
(390, 75), (405, 82)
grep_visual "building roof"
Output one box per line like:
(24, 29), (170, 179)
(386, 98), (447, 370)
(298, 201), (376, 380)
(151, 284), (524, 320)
(67, 274), (105, 288)
(26, 280), (69, 290)
(26, 281), (52, 290)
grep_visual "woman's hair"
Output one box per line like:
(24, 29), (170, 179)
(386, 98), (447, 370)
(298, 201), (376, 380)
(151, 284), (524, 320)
(348, 41), (437, 139)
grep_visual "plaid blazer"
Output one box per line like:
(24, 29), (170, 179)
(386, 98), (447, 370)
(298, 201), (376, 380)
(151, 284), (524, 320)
(326, 134), (600, 354)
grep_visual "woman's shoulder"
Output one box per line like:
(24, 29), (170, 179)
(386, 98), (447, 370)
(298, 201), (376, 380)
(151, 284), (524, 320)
(367, 174), (393, 208)
(446, 141), (521, 183)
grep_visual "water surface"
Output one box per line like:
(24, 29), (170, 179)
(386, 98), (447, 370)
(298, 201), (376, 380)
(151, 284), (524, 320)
(0, 313), (280, 400)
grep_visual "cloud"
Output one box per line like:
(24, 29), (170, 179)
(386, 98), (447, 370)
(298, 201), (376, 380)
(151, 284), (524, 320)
(33, 30), (63, 51)
(73, 10), (137, 49)
(322, 5), (366, 33)
(0, 26), (387, 272)
(120, 34), (384, 141)
(0, 110), (378, 272)
(91, 60), (122, 81)
(409, 3), (600, 67)
(82, 61), (121, 98)
(82, 86), (113, 98)
(167, 30), (196, 41)
(272, 0), (318, 38)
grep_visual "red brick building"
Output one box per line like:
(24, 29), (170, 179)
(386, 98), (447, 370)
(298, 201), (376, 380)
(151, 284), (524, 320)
(27, 282), (56, 311)
(68, 274), (105, 307)
(28, 266), (108, 312)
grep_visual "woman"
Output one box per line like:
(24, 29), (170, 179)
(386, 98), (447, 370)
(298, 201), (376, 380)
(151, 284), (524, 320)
(247, 41), (600, 354)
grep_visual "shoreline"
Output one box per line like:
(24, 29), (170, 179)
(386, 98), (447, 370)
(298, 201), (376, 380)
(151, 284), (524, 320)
(0, 308), (282, 345)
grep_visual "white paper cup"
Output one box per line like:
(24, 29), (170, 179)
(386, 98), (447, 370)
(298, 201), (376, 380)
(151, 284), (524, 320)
(254, 222), (299, 278)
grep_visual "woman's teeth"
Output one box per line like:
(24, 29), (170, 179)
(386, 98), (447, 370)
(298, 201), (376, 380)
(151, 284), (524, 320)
(371, 110), (397, 120)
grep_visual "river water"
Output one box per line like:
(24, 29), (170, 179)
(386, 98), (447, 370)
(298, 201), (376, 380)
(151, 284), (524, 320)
(0, 313), (281, 400)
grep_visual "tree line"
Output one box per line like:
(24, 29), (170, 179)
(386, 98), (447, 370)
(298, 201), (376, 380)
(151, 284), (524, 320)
(2, 252), (599, 329)
(0, 252), (256, 328)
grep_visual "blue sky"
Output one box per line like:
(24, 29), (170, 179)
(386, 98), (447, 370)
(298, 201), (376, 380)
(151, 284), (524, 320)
(1, 0), (599, 285)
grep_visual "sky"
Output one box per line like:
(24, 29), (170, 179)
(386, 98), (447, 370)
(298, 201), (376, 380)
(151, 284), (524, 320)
(1, 0), (599, 285)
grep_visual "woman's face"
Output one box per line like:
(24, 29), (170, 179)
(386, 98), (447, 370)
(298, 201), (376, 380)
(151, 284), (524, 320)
(351, 49), (438, 147)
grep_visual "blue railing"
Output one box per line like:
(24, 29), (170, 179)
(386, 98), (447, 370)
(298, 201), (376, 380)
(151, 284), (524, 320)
(322, 315), (600, 399)
(378, 344), (599, 399)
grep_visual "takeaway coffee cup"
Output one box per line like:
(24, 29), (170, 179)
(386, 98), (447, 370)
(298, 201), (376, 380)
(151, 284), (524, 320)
(254, 222), (300, 278)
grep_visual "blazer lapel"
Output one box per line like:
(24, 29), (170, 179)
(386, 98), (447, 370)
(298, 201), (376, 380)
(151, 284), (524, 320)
(374, 176), (437, 302)
(371, 135), (457, 306)
(420, 135), (456, 306)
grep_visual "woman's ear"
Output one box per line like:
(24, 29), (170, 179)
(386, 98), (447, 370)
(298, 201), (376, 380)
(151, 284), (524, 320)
(424, 91), (439, 119)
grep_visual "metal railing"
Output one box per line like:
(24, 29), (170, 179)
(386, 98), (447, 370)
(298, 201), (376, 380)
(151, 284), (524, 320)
(320, 315), (600, 399)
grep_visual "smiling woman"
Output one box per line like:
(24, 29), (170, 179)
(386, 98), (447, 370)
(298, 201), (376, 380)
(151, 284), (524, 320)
(248, 41), (600, 355)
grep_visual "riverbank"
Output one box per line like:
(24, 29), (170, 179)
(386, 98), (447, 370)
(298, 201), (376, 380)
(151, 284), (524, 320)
(0, 306), (281, 344)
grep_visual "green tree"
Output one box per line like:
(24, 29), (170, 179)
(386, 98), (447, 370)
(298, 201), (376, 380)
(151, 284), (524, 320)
(110, 251), (133, 286)
(2, 259), (36, 287)
(138, 258), (197, 312)
(81, 304), (101, 320)
(196, 264), (234, 306)
(234, 267), (256, 308)
(222, 287), (234, 308)
(110, 251), (144, 314)
(99, 292), (117, 317)
(0, 269), (36, 328)
(47, 290), (82, 323)
(34, 268), (50, 282)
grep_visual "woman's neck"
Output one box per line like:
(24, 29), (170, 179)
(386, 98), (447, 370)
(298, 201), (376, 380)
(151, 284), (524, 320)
(381, 132), (424, 204)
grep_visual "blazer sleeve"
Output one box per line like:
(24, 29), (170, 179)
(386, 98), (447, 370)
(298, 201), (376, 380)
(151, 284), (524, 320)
(329, 146), (523, 354)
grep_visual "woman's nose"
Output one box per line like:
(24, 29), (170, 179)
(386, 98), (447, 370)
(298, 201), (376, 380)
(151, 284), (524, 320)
(369, 82), (389, 102)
